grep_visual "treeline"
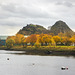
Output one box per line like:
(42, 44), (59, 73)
(6, 32), (75, 48)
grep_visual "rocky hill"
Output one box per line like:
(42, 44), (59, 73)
(17, 21), (74, 36)
(50, 20), (74, 36)
(17, 24), (49, 35)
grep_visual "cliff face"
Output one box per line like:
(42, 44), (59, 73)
(17, 24), (49, 35)
(50, 20), (74, 35)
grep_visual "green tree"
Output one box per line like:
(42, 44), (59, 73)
(6, 38), (15, 49)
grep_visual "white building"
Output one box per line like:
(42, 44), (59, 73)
(48, 26), (52, 30)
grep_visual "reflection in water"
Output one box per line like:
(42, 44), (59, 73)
(0, 50), (75, 75)
(0, 50), (26, 54)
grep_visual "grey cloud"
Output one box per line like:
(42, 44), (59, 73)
(42, 0), (75, 3)
(56, 1), (74, 7)
(0, 3), (53, 19)
(0, 0), (75, 35)
(1, 3), (16, 12)
(0, 17), (25, 26)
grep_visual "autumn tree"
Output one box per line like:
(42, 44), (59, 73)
(37, 34), (53, 46)
(26, 34), (37, 46)
(36, 34), (40, 43)
(58, 32), (72, 45)
(70, 35), (75, 46)
(34, 42), (41, 48)
(26, 36), (31, 43)
(6, 38), (15, 49)
(6, 36), (15, 41)
(37, 33), (44, 46)
(53, 36), (61, 45)
(21, 37), (27, 47)
(50, 38), (56, 46)
(42, 34), (52, 46)
(61, 37), (71, 46)
(15, 34), (25, 45)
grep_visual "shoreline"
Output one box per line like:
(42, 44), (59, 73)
(0, 46), (75, 56)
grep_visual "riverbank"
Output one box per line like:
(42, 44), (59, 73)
(0, 46), (75, 56)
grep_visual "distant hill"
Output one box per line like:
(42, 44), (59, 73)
(17, 21), (74, 36)
(50, 20), (74, 36)
(17, 24), (49, 35)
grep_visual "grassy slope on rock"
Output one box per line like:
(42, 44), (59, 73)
(17, 24), (49, 35)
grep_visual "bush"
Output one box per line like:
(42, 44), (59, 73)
(6, 38), (15, 49)
(34, 42), (41, 48)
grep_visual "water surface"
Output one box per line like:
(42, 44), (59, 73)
(0, 50), (75, 75)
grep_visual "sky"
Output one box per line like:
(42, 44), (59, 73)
(0, 0), (75, 35)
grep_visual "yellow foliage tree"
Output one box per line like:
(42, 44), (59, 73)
(42, 34), (52, 45)
(51, 38), (56, 46)
(6, 38), (15, 49)
(38, 33), (44, 46)
(15, 34), (25, 45)
(70, 35), (75, 46)
(53, 36), (61, 45)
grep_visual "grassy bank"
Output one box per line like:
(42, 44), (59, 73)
(9, 46), (75, 51)
(0, 46), (75, 56)
(0, 46), (7, 50)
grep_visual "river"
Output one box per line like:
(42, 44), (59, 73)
(0, 50), (75, 75)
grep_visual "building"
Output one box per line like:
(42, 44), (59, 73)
(0, 36), (8, 46)
(48, 26), (52, 30)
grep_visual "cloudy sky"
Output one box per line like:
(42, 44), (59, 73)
(0, 0), (75, 35)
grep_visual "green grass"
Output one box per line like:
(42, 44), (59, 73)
(0, 46), (7, 49)
(10, 46), (75, 52)
(0, 45), (75, 56)
(0, 45), (75, 51)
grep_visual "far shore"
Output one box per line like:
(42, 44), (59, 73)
(0, 46), (75, 56)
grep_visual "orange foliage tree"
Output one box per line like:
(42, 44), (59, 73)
(26, 34), (37, 46)
(6, 32), (75, 47)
